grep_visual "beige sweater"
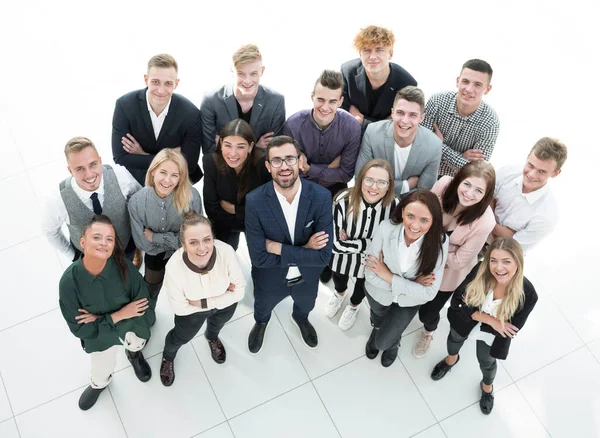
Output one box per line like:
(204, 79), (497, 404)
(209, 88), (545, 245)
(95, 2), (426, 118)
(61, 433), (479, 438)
(162, 241), (245, 316)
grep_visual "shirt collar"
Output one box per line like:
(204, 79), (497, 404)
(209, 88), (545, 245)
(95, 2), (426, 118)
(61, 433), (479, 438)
(513, 174), (549, 204)
(398, 223), (425, 249)
(146, 89), (171, 118)
(183, 248), (217, 274)
(148, 187), (175, 205)
(448, 92), (481, 120)
(274, 180), (302, 206)
(309, 109), (338, 132)
(71, 172), (105, 199)
(76, 257), (114, 285)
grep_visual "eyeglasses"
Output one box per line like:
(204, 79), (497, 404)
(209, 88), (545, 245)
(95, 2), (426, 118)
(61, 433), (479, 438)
(269, 156), (299, 168)
(363, 177), (389, 189)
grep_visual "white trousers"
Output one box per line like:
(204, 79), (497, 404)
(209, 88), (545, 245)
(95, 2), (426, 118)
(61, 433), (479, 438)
(90, 332), (147, 389)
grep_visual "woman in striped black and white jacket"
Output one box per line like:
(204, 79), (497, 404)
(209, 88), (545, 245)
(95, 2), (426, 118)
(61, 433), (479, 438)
(323, 159), (397, 330)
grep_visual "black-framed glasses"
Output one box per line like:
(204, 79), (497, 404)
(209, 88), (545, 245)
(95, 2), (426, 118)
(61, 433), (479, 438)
(363, 177), (389, 189)
(269, 156), (299, 167)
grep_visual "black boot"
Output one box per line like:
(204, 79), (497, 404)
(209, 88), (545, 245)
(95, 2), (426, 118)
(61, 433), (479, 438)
(381, 346), (398, 367)
(365, 327), (379, 359)
(248, 322), (268, 354)
(126, 350), (152, 382)
(78, 385), (106, 411)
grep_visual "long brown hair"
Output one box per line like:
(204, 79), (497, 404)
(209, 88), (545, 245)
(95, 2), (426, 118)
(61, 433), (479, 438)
(465, 237), (525, 321)
(390, 190), (445, 275)
(337, 159), (395, 224)
(80, 215), (128, 283)
(214, 119), (261, 203)
(442, 160), (495, 226)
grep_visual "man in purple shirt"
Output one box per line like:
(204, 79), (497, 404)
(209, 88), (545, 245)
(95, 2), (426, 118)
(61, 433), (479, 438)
(283, 70), (361, 198)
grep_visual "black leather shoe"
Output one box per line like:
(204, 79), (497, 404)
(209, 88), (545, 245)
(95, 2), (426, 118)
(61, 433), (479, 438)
(365, 328), (379, 359)
(291, 314), (318, 348)
(126, 350), (152, 382)
(320, 266), (333, 283)
(381, 346), (398, 367)
(207, 338), (226, 364)
(78, 385), (106, 411)
(248, 322), (268, 354)
(160, 358), (175, 387)
(479, 381), (494, 414)
(431, 355), (460, 381)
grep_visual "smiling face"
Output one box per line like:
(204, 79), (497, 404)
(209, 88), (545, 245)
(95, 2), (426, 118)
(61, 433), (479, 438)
(182, 222), (214, 268)
(80, 222), (115, 261)
(221, 135), (253, 171)
(361, 166), (390, 204)
(489, 248), (518, 286)
(67, 146), (103, 192)
(234, 60), (264, 98)
(456, 68), (491, 110)
(359, 45), (393, 76)
(311, 83), (343, 126)
(266, 143), (300, 190)
(391, 99), (424, 143)
(144, 66), (179, 111)
(402, 201), (433, 244)
(522, 152), (560, 194)
(457, 176), (487, 208)
(151, 159), (181, 198)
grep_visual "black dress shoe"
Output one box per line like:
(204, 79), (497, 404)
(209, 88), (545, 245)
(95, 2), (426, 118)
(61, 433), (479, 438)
(207, 338), (226, 364)
(431, 355), (460, 381)
(320, 266), (333, 283)
(78, 385), (106, 411)
(291, 314), (318, 348)
(365, 328), (379, 359)
(248, 322), (268, 354)
(479, 381), (494, 414)
(381, 347), (398, 367)
(160, 358), (175, 387)
(126, 350), (152, 382)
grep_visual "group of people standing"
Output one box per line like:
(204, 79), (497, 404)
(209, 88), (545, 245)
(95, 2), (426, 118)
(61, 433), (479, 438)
(46, 25), (567, 416)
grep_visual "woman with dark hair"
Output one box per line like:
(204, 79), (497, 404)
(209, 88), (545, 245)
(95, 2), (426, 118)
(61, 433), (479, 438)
(413, 161), (496, 358)
(159, 212), (245, 386)
(59, 215), (156, 411)
(202, 119), (271, 250)
(430, 237), (538, 414)
(363, 190), (448, 367)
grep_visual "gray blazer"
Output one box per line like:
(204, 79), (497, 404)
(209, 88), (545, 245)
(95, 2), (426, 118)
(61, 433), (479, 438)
(355, 120), (442, 197)
(200, 84), (285, 152)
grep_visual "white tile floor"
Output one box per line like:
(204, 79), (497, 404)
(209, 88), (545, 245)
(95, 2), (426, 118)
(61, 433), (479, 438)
(1, 0), (598, 437)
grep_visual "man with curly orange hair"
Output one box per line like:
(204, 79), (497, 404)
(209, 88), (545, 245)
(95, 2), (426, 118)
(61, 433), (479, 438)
(341, 26), (417, 132)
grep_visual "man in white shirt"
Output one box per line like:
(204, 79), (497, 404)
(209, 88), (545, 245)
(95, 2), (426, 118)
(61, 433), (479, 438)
(42, 137), (141, 262)
(492, 137), (567, 253)
(245, 136), (333, 353)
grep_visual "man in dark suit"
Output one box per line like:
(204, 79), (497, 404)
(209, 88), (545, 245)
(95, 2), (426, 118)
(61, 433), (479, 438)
(341, 26), (417, 133)
(245, 136), (333, 353)
(112, 54), (203, 185)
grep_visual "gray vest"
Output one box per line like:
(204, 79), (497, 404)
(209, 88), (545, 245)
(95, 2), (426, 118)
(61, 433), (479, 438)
(59, 165), (131, 251)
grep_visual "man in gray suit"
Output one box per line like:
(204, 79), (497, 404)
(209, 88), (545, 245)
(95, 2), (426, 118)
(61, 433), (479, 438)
(201, 44), (285, 152)
(355, 86), (442, 197)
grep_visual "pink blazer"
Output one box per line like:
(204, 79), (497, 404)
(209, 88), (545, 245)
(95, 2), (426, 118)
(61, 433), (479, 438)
(432, 176), (496, 291)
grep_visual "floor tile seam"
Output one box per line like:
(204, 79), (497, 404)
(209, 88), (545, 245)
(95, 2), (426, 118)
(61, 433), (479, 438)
(188, 420), (232, 438)
(9, 383), (88, 419)
(271, 310), (312, 381)
(408, 424), (447, 438)
(545, 291), (590, 345)
(397, 357), (441, 428)
(0, 234), (43, 254)
(306, 380), (343, 438)
(585, 343), (600, 366)
(0, 372), (20, 437)
(512, 382), (553, 437)
(0, 306), (59, 334)
(512, 343), (588, 384)
(107, 386), (129, 438)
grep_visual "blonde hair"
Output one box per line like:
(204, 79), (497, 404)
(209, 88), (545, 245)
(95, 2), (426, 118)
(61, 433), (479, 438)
(145, 149), (192, 215)
(64, 136), (98, 159)
(353, 25), (395, 51)
(530, 136), (568, 171)
(232, 44), (262, 68)
(465, 237), (525, 322)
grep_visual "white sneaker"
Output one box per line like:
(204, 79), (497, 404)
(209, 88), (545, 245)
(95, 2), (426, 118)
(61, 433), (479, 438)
(412, 330), (434, 359)
(338, 303), (361, 331)
(324, 291), (345, 318)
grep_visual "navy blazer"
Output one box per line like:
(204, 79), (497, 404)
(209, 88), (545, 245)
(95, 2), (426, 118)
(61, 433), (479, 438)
(245, 178), (333, 290)
(341, 59), (417, 132)
(200, 84), (285, 153)
(112, 88), (203, 185)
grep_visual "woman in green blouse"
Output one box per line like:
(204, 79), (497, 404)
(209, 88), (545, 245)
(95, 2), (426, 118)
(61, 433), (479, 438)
(59, 214), (156, 411)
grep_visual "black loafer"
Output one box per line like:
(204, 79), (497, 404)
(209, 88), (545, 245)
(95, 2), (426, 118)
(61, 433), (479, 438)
(248, 322), (268, 354)
(365, 328), (379, 359)
(480, 381), (494, 414)
(431, 355), (460, 381)
(78, 385), (106, 411)
(381, 347), (398, 367)
(208, 338), (227, 364)
(126, 350), (152, 382)
(160, 358), (175, 387)
(291, 314), (318, 349)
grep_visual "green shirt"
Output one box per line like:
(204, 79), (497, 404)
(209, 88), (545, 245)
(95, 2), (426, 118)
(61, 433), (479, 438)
(59, 257), (156, 353)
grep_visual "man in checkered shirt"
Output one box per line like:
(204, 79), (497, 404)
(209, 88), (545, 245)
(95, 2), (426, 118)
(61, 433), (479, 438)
(422, 59), (499, 177)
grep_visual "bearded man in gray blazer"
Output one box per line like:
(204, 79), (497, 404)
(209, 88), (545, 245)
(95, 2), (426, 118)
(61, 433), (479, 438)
(355, 86), (442, 197)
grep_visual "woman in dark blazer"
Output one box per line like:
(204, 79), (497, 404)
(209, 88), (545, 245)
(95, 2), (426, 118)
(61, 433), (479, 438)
(202, 119), (271, 250)
(430, 237), (538, 415)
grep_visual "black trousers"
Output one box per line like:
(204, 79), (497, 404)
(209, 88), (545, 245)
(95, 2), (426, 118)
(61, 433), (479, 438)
(366, 292), (420, 354)
(447, 328), (497, 385)
(215, 228), (241, 251)
(418, 290), (453, 332)
(163, 303), (238, 361)
(253, 281), (318, 324)
(332, 272), (366, 306)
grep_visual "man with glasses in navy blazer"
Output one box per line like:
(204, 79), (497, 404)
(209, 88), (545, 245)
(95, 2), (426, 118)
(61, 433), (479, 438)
(245, 136), (333, 354)
(111, 54), (203, 185)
